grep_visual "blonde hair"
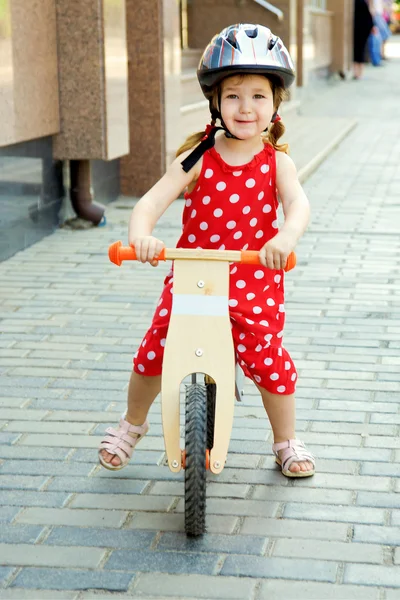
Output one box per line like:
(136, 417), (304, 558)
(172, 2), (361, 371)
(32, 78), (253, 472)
(176, 74), (289, 157)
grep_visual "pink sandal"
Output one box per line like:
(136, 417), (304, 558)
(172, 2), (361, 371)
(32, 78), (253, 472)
(98, 416), (149, 471)
(272, 439), (315, 478)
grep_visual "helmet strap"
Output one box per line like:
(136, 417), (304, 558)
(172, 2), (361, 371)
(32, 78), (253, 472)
(180, 123), (224, 173)
(180, 96), (277, 172)
(215, 91), (240, 140)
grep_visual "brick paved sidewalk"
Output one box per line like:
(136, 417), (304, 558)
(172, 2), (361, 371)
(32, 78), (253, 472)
(1, 39), (400, 599)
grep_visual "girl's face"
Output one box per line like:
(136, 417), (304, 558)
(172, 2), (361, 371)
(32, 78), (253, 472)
(220, 75), (275, 140)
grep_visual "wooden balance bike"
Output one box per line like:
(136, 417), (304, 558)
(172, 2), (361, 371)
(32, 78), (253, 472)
(109, 241), (295, 536)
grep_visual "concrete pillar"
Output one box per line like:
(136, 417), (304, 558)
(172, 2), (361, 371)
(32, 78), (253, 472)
(120, 0), (181, 197)
(0, 0), (59, 147)
(53, 0), (129, 161)
(327, 0), (354, 76)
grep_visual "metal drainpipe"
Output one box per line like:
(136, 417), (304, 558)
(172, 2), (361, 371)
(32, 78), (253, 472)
(69, 160), (105, 225)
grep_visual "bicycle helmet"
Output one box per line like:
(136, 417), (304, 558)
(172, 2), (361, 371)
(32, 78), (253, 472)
(181, 24), (295, 173)
(198, 23), (295, 98)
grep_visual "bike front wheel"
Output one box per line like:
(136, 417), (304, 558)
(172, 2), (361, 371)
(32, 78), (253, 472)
(184, 383), (207, 537)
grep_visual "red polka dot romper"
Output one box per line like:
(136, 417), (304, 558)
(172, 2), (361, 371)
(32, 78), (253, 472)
(133, 143), (297, 395)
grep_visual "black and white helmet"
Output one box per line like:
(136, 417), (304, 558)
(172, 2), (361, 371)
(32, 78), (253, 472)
(197, 23), (295, 97)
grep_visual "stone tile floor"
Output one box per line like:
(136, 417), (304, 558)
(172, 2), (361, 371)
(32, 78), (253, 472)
(0, 36), (400, 600)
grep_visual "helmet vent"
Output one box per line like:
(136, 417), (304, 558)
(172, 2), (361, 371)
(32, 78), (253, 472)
(226, 32), (240, 50)
(245, 27), (258, 39)
(268, 37), (278, 50)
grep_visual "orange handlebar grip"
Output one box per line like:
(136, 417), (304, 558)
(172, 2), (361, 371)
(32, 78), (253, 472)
(108, 241), (166, 266)
(240, 250), (260, 265)
(284, 251), (296, 272)
(240, 250), (296, 272)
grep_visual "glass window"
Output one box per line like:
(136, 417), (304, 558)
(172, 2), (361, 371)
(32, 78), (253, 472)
(310, 0), (327, 8)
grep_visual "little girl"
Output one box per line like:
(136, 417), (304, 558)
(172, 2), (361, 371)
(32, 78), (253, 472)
(99, 23), (315, 478)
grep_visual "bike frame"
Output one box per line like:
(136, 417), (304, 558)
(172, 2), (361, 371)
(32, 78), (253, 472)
(109, 242), (296, 476)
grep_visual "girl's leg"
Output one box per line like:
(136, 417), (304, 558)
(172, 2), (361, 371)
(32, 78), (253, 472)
(100, 371), (161, 467)
(256, 385), (313, 474)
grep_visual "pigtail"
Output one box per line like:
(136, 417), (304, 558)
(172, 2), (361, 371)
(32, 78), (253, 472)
(263, 118), (289, 154)
(176, 94), (219, 157)
(176, 132), (206, 157)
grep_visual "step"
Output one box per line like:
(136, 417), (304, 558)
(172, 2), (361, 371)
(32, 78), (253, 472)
(282, 114), (357, 182)
(180, 70), (204, 107)
(181, 48), (202, 70)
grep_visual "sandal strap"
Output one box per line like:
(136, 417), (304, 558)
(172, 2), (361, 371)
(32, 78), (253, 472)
(272, 439), (315, 471)
(99, 417), (149, 465)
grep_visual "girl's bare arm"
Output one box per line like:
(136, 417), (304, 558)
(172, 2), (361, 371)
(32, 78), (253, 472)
(128, 152), (201, 261)
(275, 151), (310, 245)
(259, 151), (310, 269)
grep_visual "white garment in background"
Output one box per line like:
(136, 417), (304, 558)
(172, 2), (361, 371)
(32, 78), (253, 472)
(371, 0), (384, 15)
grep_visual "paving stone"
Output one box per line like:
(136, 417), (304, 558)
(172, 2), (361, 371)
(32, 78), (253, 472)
(128, 512), (238, 534)
(175, 497), (279, 518)
(157, 532), (267, 555)
(252, 486), (352, 505)
(353, 524), (400, 546)
(258, 580), (380, 599)
(44, 526), (155, 549)
(150, 480), (250, 499)
(0, 567), (16, 586)
(4, 422), (94, 434)
(28, 399), (111, 411)
(283, 503), (386, 525)
(240, 517), (348, 540)
(357, 491), (400, 509)
(47, 476), (148, 494)
(70, 493), (175, 511)
(17, 434), (101, 448)
(390, 512), (400, 527)
(11, 569), (134, 591)
(0, 409), (49, 420)
(48, 379), (127, 391)
(221, 554), (338, 582)
(0, 387), (66, 399)
(15, 507), (128, 528)
(0, 398), (28, 408)
(344, 564), (400, 587)
(0, 446), (70, 461)
(0, 543), (105, 568)
(95, 464), (184, 483)
(0, 475), (49, 490)
(0, 461), (95, 477)
(0, 377), (50, 389)
(0, 590), (78, 599)
(209, 467), (288, 486)
(288, 472), (392, 491)
(273, 538), (383, 563)
(0, 491), (70, 508)
(44, 410), (121, 421)
(0, 505), (23, 522)
(0, 432), (21, 444)
(105, 549), (220, 575)
(0, 524), (44, 544)
(132, 573), (256, 599)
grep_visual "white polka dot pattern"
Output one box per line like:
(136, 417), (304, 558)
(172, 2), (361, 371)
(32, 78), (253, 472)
(132, 144), (297, 396)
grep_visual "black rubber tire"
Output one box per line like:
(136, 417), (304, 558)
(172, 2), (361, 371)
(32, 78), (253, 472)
(184, 383), (207, 537)
(206, 382), (216, 450)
